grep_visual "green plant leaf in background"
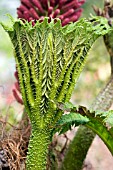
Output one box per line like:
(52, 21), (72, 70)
(53, 112), (89, 134)
(55, 102), (113, 155)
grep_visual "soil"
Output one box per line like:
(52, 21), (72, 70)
(0, 115), (31, 170)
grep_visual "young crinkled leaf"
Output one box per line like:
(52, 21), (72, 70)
(1, 16), (111, 122)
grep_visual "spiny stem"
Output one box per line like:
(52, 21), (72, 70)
(26, 126), (51, 170)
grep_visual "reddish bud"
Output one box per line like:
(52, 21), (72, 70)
(62, 0), (79, 11)
(12, 89), (23, 105)
(62, 9), (75, 18)
(17, 5), (28, 12)
(31, 0), (44, 13)
(17, 10), (23, 18)
(14, 71), (19, 80)
(53, 9), (60, 18)
(30, 8), (39, 19)
(21, 0), (33, 8)
(24, 11), (30, 20)
(62, 18), (70, 26)
(48, 6), (53, 16)
(14, 82), (20, 92)
(50, 0), (56, 7)
(58, 0), (67, 8)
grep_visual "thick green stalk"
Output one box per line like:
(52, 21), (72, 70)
(61, 76), (113, 170)
(61, 126), (95, 170)
(26, 125), (51, 170)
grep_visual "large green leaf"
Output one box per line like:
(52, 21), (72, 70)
(54, 112), (89, 134)
(55, 102), (113, 155)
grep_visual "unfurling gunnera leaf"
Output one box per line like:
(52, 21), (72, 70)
(1, 17), (111, 126)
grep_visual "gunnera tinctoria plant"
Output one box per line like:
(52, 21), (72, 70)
(1, 16), (111, 169)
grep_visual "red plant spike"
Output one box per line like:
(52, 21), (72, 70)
(13, 0), (85, 104)
(12, 71), (23, 105)
(17, 0), (86, 26)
